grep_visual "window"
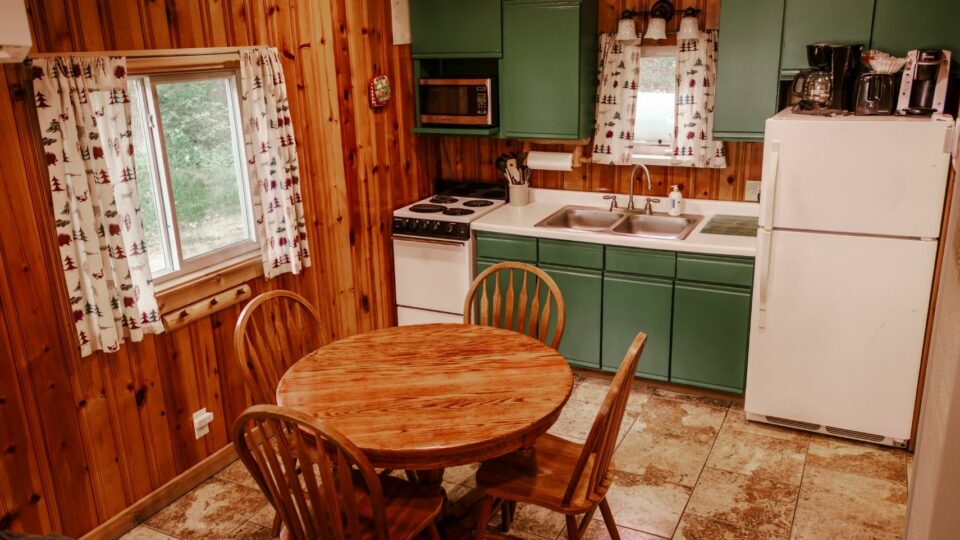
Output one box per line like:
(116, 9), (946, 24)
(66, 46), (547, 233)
(128, 71), (256, 283)
(632, 46), (677, 161)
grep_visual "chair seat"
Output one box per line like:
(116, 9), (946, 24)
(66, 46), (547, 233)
(280, 474), (442, 540)
(475, 433), (611, 514)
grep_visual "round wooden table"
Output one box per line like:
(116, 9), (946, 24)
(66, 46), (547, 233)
(276, 323), (573, 476)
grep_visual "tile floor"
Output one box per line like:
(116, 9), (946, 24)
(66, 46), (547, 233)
(121, 370), (911, 540)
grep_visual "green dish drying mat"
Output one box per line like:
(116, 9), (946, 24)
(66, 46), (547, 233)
(700, 215), (758, 237)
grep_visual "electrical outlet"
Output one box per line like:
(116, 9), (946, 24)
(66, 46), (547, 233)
(193, 408), (214, 439)
(744, 180), (761, 203)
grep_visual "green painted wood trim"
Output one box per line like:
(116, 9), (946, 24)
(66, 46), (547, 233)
(410, 0), (503, 58)
(676, 253), (755, 288)
(605, 246), (677, 278)
(714, 131), (765, 141)
(538, 239), (604, 270)
(541, 263), (603, 369)
(412, 126), (501, 137)
(668, 378), (745, 395)
(476, 232), (538, 262)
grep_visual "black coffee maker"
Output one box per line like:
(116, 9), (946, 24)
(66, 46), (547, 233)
(805, 43), (865, 111)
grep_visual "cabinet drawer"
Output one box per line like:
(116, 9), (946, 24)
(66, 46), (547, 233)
(676, 253), (754, 287)
(605, 246), (676, 278)
(476, 233), (538, 262)
(538, 239), (604, 270)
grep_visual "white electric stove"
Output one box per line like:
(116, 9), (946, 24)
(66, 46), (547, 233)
(392, 182), (507, 325)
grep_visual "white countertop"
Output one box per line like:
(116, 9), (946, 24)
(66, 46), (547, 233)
(472, 188), (760, 257)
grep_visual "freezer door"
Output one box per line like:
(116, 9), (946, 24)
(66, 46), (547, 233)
(760, 114), (951, 238)
(746, 229), (937, 441)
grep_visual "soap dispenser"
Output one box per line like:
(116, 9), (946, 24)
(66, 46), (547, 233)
(668, 185), (683, 216)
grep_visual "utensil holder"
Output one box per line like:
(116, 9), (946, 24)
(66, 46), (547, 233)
(509, 184), (530, 206)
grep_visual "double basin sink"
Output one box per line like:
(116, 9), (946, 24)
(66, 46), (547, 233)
(535, 205), (703, 240)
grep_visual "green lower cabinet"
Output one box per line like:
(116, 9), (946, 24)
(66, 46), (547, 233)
(601, 273), (673, 381)
(670, 281), (751, 393)
(539, 263), (602, 370)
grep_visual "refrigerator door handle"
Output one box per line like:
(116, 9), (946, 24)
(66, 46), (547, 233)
(760, 142), (780, 229)
(756, 228), (773, 329)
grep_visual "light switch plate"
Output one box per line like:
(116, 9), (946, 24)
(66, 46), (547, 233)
(744, 180), (761, 203)
(193, 408), (214, 439)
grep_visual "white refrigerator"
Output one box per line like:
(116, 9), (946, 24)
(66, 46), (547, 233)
(744, 109), (954, 447)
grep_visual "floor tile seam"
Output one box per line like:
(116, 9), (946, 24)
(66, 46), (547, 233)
(786, 439), (811, 539)
(799, 460), (910, 487)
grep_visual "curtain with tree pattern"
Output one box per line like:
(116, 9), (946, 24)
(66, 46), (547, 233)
(592, 34), (643, 165)
(238, 47), (312, 278)
(33, 56), (163, 357)
(673, 30), (727, 168)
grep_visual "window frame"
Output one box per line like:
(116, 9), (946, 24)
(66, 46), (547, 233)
(630, 45), (689, 166)
(128, 69), (259, 286)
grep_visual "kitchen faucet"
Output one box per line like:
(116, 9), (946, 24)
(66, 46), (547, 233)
(627, 164), (659, 215)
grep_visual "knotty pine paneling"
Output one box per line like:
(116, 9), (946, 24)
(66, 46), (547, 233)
(0, 0), (433, 535)
(437, 0), (765, 202)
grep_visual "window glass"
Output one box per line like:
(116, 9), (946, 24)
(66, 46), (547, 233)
(633, 48), (678, 158)
(128, 72), (256, 282)
(154, 78), (250, 260)
(128, 83), (169, 274)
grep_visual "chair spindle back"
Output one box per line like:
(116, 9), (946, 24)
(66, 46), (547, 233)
(463, 262), (566, 349)
(562, 332), (646, 505)
(232, 405), (390, 540)
(234, 291), (326, 405)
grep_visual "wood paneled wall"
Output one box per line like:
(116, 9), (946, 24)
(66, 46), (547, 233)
(438, 0), (765, 201)
(0, 0), (434, 536)
(0, 0), (761, 537)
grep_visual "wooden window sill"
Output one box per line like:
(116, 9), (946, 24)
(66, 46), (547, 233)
(156, 254), (263, 316)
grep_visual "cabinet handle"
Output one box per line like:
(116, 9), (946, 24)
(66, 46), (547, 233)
(756, 228), (773, 329)
(760, 142), (780, 229)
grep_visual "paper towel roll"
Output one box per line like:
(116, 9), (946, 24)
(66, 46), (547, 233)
(526, 151), (574, 172)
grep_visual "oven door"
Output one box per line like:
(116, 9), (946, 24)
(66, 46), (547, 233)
(393, 235), (473, 323)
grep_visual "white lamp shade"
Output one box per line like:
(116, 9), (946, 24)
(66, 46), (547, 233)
(645, 17), (667, 40)
(615, 18), (642, 43)
(677, 15), (700, 40)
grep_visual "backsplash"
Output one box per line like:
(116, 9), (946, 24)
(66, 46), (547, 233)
(437, 137), (764, 202)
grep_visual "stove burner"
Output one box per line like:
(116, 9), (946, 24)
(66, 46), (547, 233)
(463, 200), (494, 208)
(409, 203), (445, 213)
(443, 208), (475, 216)
(429, 195), (459, 204)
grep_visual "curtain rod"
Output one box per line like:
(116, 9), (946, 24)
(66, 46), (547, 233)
(26, 46), (264, 60)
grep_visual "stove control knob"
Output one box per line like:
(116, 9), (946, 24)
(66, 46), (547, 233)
(432, 221), (441, 232)
(445, 223), (456, 234)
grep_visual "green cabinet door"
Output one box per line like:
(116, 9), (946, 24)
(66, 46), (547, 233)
(501, 0), (597, 139)
(871, 0), (960, 58)
(601, 273), (673, 381)
(410, 0), (503, 58)
(714, 0), (786, 140)
(671, 282), (751, 393)
(780, 0), (874, 72)
(540, 263), (602, 369)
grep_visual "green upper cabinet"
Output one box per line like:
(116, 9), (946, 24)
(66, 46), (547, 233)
(714, 0), (786, 140)
(871, 0), (960, 58)
(410, 0), (503, 58)
(780, 0), (874, 73)
(500, 0), (598, 139)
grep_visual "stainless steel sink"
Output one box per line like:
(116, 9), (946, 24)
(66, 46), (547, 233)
(537, 207), (624, 231)
(535, 205), (703, 240)
(612, 213), (701, 239)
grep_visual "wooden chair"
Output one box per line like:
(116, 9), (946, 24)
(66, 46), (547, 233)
(463, 262), (566, 349)
(234, 290), (326, 405)
(472, 332), (648, 540)
(232, 405), (443, 540)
